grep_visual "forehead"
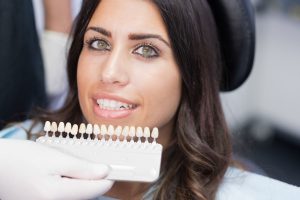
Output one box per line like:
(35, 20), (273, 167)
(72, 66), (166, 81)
(88, 0), (169, 38)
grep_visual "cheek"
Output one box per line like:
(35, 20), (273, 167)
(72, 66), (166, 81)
(77, 55), (89, 99)
(155, 73), (181, 118)
(78, 52), (94, 84)
(77, 52), (98, 112)
(77, 51), (101, 92)
(135, 64), (181, 126)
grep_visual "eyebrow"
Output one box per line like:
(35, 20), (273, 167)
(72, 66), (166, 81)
(86, 26), (111, 37)
(86, 26), (170, 47)
(129, 33), (170, 47)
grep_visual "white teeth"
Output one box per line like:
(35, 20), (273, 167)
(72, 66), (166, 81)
(96, 99), (135, 110)
(45, 122), (159, 142)
(110, 101), (116, 108)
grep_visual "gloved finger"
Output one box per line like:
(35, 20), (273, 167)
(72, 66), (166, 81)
(52, 154), (110, 180)
(54, 178), (114, 200)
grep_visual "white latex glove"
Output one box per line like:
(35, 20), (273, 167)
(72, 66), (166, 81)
(0, 139), (114, 200)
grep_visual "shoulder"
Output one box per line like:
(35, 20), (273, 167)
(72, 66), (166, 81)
(216, 167), (300, 200)
(0, 120), (42, 140)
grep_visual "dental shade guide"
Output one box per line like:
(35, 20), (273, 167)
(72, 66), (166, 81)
(36, 121), (163, 182)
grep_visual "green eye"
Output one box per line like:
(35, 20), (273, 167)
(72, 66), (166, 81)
(89, 39), (111, 51)
(134, 45), (159, 58)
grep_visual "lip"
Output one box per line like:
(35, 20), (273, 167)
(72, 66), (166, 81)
(91, 93), (138, 119)
(92, 93), (137, 105)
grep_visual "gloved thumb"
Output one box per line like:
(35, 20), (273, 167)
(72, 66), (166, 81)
(53, 153), (110, 180)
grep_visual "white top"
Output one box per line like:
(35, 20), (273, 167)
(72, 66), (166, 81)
(1, 121), (300, 199)
(216, 167), (300, 200)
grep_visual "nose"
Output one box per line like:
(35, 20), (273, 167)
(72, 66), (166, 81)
(100, 48), (129, 86)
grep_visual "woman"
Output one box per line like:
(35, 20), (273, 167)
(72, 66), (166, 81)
(46, 0), (229, 198)
(0, 0), (299, 199)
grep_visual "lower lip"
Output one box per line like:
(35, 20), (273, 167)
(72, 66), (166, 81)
(93, 102), (136, 119)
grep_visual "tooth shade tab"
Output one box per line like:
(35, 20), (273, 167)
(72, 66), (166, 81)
(136, 127), (143, 138)
(51, 122), (57, 134)
(108, 125), (114, 136)
(79, 123), (86, 134)
(129, 126), (135, 138)
(58, 122), (65, 133)
(144, 127), (150, 138)
(86, 124), (93, 134)
(44, 121), (51, 133)
(115, 126), (122, 137)
(65, 122), (72, 134)
(101, 124), (107, 135)
(42, 122), (160, 142)
(93, 124), (100, 135)
(71, 124), (78, 136)
(122, 126), (129, 137)
(36, 123), (163, 183)
(151, 128), (159, 139)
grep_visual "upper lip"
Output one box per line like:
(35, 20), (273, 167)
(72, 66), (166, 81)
(92, 92), (138, 106)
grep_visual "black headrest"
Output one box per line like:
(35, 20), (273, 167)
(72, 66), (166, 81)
(208, 0), (256, 91)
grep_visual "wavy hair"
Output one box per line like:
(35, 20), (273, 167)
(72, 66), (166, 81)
(39, 0), (231, 199)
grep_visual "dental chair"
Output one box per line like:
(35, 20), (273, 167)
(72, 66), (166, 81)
(209, 0), (255, 91)
(210, 0), (257, 171)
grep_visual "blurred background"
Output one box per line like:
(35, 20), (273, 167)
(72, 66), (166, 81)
(222, 0), (300, 186)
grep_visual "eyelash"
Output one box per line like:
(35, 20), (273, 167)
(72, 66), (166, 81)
(84, 37), (160, 59)
(85, 37), (111, 51)
(133, 43), (160, 59)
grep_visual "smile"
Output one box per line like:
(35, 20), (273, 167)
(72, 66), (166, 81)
(93, 96), (138, 119)
(96, 99), (137, 110)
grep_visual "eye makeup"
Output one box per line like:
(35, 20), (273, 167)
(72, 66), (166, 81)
(132, 42), (161, 59)
(83, 35), (162, 60)
(84, 36), (111, 51)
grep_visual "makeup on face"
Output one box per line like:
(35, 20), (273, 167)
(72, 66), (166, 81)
(77, 0), (181, 145)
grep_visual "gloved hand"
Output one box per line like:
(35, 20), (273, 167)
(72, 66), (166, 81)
(0, 139), (114, 200)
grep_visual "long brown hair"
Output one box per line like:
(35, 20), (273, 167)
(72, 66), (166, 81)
(38, 0), (231, 199)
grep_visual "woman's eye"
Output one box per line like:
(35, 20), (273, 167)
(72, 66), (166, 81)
(133, 45), (159, 58)
(88, 39), (111, 51)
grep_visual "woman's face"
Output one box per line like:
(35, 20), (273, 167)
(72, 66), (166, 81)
(77, 0), (181, 139)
